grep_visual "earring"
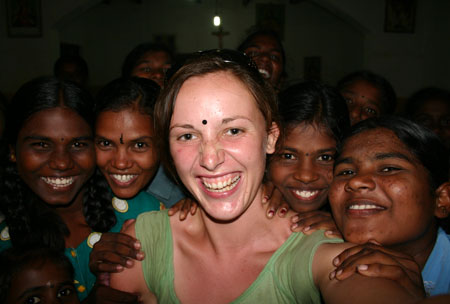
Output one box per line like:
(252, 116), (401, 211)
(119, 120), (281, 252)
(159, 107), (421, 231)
(9, 154), (16, 162)
(440, 206), (448, 215)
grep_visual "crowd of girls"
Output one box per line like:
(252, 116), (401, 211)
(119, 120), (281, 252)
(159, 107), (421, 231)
(0, 30), (449, 303)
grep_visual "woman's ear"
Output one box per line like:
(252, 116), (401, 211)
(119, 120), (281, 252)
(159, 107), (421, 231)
(266, 122), (280, 155)
(435, 182), (450, 219)
(9, 145), (16, 162)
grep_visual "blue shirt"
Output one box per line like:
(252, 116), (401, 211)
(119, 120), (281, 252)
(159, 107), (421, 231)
(422, 227), (450, 296)
(146, 165), (185, 208)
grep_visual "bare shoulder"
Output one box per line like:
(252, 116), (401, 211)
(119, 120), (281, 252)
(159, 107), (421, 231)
(311, 242), (420, 304)
(110, 222), (156, 303)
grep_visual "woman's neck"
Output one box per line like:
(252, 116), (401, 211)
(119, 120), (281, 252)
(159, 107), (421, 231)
(390, 223), (438, 270)
(195, 187), (291, 253)
(54, 188), (91, 248)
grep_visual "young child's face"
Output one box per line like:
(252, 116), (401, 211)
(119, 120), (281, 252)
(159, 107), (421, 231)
(268, 122), (336, 213)
(329, 127), (437, 247)
(95, 108), (159, 199)
(340, 80), (383, 125)
(7, 260), (79, 304)
(13, 107), (95, 206)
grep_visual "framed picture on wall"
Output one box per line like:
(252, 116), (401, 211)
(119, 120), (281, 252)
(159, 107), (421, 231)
(384, 0), (416, 33)
(6, 0), (42, 37)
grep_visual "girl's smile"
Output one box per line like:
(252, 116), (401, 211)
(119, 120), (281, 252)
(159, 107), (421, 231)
(269, 123), (335, 213)
(169, 71), (278, 221)
(13, 107), (95, 207)
(329, 127), (438, 247)
(95, 108), (158, 199)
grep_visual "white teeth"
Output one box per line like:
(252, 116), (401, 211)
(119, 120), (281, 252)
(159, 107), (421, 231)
(258, 69), (270, 78)
(202, 175), (240, 193)
(349, 204), (384, 210)
(41, 177), (74, 188)
(111, 174), (137, 183)
(293, 190), (319, 198)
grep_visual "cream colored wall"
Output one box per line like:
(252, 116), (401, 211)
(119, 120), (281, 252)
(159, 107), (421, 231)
(1, 0), (449, 99)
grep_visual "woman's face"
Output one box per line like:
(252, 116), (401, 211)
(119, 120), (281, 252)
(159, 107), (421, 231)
(243, 34), (284, 89)
(268, 123), (336, 213)
(13, 107), (95, 207)
(169, 71), (278, 221)
(412, 99), (450, 149)
(131, 50), (172, 87)
(340, 80), (383, 125)
(329, 127), (438, 247)
(7, 260), (79, 304)
(95, 108), (159, 199)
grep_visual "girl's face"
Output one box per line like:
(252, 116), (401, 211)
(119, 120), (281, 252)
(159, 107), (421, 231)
(243, 34), (284, 89)
(95, 108), (159, 199)
(412, 99), (450, 149)
(268, 123), (336, 213)
(13, 107), (95, 206)
(7, 259), (79, 304)
(169, 71), (278, 221)
(131, 50), (172, 87)
(329, 128), (439, 247)
(340, 80), (383, 125)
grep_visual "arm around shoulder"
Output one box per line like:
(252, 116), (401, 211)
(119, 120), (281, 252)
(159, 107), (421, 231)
(110, 221), (157, 303)
(313, 242), (423, 304)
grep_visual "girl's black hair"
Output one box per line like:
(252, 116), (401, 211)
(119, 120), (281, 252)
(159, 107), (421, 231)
(121, 43), (174, 78)
(95, 77), (160, 118)
(0, 247), (74, 303)
(277, 81), (350, 148)
(340, 116), (448, 192)
(0, 76), (114, 251)
(337, 70), (397, 114)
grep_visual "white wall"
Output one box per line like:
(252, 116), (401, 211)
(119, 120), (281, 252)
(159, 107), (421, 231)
(1, 0), (449, 100)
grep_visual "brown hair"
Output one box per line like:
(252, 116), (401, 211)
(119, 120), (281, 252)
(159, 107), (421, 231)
(154, 50), (279, 182)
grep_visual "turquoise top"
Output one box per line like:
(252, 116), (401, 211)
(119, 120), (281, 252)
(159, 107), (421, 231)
(0, 191), (163, 301)
(135, 210), (343, 303)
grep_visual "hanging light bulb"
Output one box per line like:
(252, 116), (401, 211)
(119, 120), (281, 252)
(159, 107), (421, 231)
(213, 15), (221, 26)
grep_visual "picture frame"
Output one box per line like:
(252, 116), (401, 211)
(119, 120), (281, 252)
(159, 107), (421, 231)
(6, 0), (42, 38)
(384, 0), (416, 33)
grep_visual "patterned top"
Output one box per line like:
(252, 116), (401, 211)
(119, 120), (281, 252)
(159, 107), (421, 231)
(0, 191), (163, 301)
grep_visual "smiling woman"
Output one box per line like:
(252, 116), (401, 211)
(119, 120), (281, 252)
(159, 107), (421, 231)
(0, 77), (148, 302)
(109, 50), (421, 303)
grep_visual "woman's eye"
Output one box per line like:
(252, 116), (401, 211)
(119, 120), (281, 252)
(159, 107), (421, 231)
(134, 142), (149, 149)
(270, 54), (281, 62)
(246, 51), (258, 58)
(365, 107), (378, 115)
(73, 141), (88, 148)
(381, 166), (400, 173)
(57, 287), (74, 298)
(226, 128), (242, 136)
(25, 296), (41, 304)
(31, 142), (49, 149)
(318, 154), (334, 162)
(345, 98), (353, 105)
(97, 140), (111, 147)
(281, 153), (296, 160)
(178, 133), (196, 141)
(336, 169), (354, 176)
(139, 67), (152, 73)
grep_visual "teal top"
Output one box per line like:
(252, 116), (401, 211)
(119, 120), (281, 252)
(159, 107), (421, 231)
(136, 210), (343, 303)
(0, 191), (163, 301)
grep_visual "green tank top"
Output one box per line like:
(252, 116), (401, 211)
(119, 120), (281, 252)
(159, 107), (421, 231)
(136, 210), (342, 303)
